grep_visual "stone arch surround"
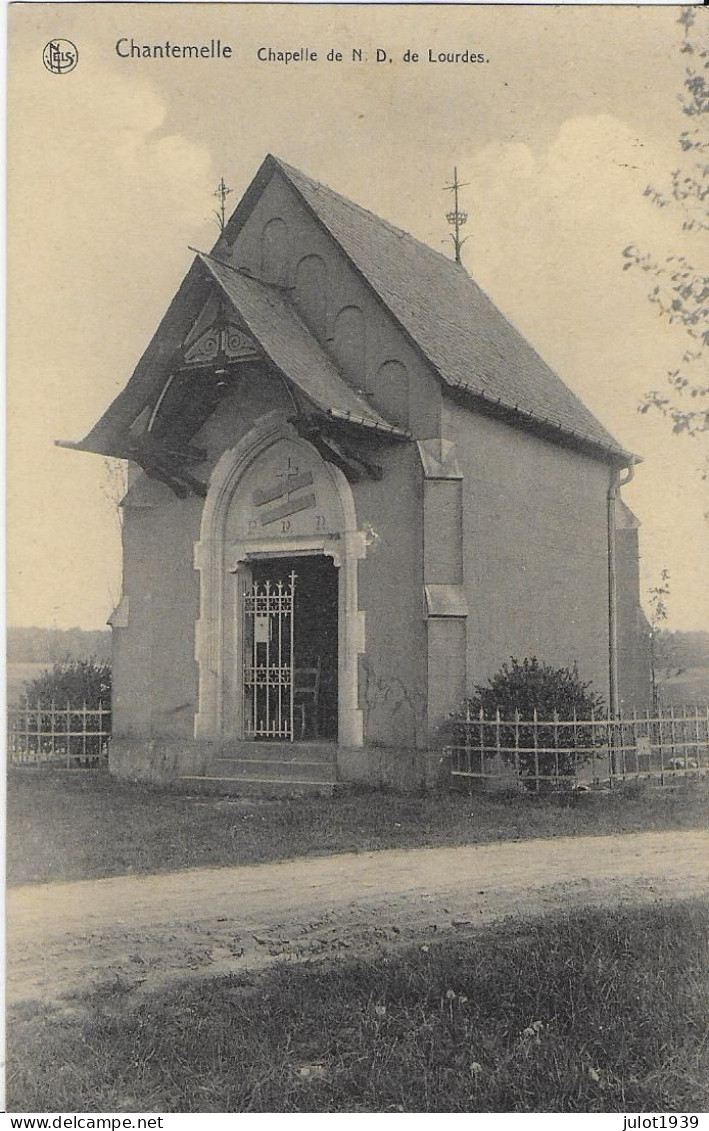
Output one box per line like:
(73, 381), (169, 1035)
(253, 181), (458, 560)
(194, 411), (366, 746)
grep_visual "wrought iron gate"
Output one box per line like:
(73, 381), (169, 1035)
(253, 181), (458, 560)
(242, 570), (296, 740)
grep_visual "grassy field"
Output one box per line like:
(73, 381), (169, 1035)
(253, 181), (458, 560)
(7, 766), (709, 886)
(7, 900), (707, 1112)
(660, 667), (709, 707)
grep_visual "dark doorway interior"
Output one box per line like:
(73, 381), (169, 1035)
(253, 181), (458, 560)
(251, 555), (338, 740)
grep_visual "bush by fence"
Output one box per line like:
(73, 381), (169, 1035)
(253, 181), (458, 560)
(443, 657), (607, 786)
(8, 658), (112, 766)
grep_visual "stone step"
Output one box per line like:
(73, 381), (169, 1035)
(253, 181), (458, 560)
(210, 757), (337, 783)
(218, 740), (337, 764)
(178, 774), (339, 798)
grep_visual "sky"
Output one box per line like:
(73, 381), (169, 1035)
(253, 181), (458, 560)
(7, 3), (709, 631)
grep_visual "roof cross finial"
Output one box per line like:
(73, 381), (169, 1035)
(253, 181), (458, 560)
(212, 177), (233, 233)
(443, 166), (469, 264)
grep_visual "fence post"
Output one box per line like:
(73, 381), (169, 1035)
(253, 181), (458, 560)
(100, 701), (108, 761)
(478, 706), (485, 779)
(618, 711), (626, 779)
(82, 700), (88, 765)
(644, 707), (652, 778)
(514, 709), (521, 787)
(669, 705), (677, 770)
(609, 709), (618, 779)
(533, 707), (540, 793)
(552, 709), (559, 786)
(631, 708), (638, 778)
(589, 706), (599, 786)
(66, 701), (71, 770)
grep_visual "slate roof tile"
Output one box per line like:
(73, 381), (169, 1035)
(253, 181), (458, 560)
(272, 156), (628, 458)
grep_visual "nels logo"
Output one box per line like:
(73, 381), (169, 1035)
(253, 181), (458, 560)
(43, 39), (78, 74)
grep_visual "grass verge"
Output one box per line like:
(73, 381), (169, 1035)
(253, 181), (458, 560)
(7, 900), (708, 1112)
(7, 767), (709, 885)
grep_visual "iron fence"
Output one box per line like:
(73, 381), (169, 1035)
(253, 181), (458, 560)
(6, 701), (111, 766)
(446, 706), (709, 792)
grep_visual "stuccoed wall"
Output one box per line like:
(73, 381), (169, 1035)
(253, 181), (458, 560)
(109, 737), (215, 782)
(443, 400), (614, 708)
(113, 482), (203, 743)
(350, 441), (427, 748)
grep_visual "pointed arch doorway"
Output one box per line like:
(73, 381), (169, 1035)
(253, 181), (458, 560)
(194, 412), (366, 747)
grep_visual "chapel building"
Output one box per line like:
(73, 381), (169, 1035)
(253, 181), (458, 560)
(66, 154), (652, 790)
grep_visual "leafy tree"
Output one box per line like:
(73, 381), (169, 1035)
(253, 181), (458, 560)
(622, 8), (708, 468)
(647, 570), (685, 711)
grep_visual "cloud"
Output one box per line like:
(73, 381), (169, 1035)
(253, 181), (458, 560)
(8, 68), (215, 627)
(465, 114), (709, 630)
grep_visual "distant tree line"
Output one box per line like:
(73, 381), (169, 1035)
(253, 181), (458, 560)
(7, 628), (707, 673)
(7, 626), (111, 664)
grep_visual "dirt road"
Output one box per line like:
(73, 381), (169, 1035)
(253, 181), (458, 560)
(7, 830), (709, 1011)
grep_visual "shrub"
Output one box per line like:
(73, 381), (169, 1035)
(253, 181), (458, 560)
(13, 658), (112, 764)
(448, 658), (606, 786)
(470, 657), (605, 722)
(21, 657), (111, 709)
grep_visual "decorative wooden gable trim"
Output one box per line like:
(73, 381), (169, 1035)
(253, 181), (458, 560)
(181, 294), (260, 367)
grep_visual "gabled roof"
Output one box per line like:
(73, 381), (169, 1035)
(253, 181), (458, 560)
(223, 154), (631, 462)
(66, 250), (407, 459)
(197, 253), (408, 437)
(68, 153), (633, 466)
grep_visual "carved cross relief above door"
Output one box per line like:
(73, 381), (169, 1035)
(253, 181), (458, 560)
(225, 440), (345, 543)
(252, 457), (316, 527)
